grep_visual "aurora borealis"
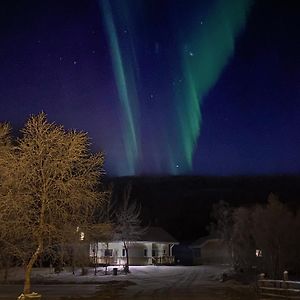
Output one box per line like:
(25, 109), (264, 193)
(174, 0), (252, 172)
(0, 0), (299, 176)
(98, 0), (252, 175)
(100, 0), (140, 175)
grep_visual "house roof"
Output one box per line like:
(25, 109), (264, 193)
(190, 235), (221, 248)
(137, 227), (178, 243)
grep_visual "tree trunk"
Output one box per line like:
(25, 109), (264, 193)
(94, 248), (97, 276)
(124, 241), (130, 274)
(59, 245), (64, 272)
(93, 242), (98, 276)
(105, 242), (109, 275)
(24, 191), (46, 293)
(23, 244), (42, 294)
(71, 246), (75, 275)
(3, 258), (9, 283)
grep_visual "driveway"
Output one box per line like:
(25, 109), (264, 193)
(0, 266), (257, 300)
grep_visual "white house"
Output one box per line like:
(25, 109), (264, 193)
(90, 227), (178, 266)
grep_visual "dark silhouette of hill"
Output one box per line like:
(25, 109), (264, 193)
(103, 175), (300, 243)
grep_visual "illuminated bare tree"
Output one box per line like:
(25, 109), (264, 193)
(0, 123), (17, 282)
(115, 185), (144, 273)
(0, 113), (105, 294)
(90, 189), (115, 275)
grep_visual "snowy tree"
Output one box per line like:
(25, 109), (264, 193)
(209, 200), (233, 242)
(231, 206), (256, 271)
(251, 194), (294, 278)
(87, 187), (114, 275)
(208, 200), (234, 264)
(115, 185), (144, 273)
(0, 113), (105, 294)
(0, 123), (18, 282)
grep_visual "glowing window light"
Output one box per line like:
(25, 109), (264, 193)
(80, 232), (85, 241)
(256, 249), (262, 257)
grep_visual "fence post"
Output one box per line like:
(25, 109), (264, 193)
(259, 273), (265, 280)
(259, 273), (265, 287)
(283, 270), (289, 294)
(258, 273), (265, 298)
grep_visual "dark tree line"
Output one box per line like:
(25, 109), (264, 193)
(211, 194), (300, 278)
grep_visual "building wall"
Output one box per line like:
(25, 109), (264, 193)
(90, 241), (174, 265)
(192, 240), (231, 265)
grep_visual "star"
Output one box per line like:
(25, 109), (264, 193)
(189, 51), (194, 57)
(73, 60), (77, 65)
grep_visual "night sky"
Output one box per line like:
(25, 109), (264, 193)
(0, 0), (299, 176)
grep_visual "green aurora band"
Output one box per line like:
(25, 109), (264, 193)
(174, 0), (252, 172)
(100, 0), (140, 175)
(99, 0), (252, 175)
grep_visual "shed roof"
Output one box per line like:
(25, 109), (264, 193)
(190, 235), (221, 248)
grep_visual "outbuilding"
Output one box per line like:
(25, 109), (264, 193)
(190, 236), (231, 265)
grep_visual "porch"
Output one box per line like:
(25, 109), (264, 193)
(91, 255), (176, 266)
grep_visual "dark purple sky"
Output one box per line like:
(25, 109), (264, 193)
(0, 0), (299, 176)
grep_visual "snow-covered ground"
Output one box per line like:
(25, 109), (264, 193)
(0, 265), (228, 284)
(0, 265), (257, 299)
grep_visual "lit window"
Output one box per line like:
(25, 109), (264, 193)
(80, 232), (85, 241)
(256, 249), (262, 257)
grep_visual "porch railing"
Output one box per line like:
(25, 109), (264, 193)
(91, 255), (175, 265)
(151, 256), (175, 265)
